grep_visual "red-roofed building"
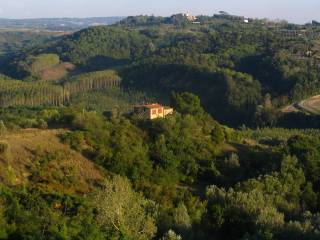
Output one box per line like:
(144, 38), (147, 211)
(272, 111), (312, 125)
(134, 103), (174, 119)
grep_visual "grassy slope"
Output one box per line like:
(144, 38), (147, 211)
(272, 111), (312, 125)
(0, 128), (103, 194)
(40, 62), (76, 82)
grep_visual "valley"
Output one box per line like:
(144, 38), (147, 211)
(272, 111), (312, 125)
(1, 13), (320, 240)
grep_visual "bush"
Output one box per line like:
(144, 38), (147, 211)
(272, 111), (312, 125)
(0, 142), (9, 154)
(37, 119), (48, 129)
(171, 92), (204, 116)
(21, 119), (38, 128)
(93, 175), (157, 240)
(211, 123), (225, 144)
(61, 131), (85, 151)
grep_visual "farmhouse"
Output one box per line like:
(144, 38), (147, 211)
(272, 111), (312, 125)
(134, 103), (174, 120)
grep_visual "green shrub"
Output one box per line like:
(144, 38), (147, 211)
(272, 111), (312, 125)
(0, 142), (9, 154)
(61, 131), (85, 151)
(37, 119), (48, 129)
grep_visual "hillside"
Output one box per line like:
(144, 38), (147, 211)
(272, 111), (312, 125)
(1, 13), (320, 240)
(0, 90), (320, 239)
(51, 26), (152, 67)
(0, 128), (103, 193)
(0, 29), (65, 57)
(0, 14), (317, 126)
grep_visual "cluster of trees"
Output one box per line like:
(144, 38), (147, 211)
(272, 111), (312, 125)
(118, 14), (268, 27)
(64, 70), (121, 96)
(0, 176), (157, 240)
(0, 107), (60, 130)
(52, 26), (152, 68)
(0, 78), (65, 107)
(0, 70), (121, 107)
(118, 14), (198, 27)
(122, 64), (261, 125)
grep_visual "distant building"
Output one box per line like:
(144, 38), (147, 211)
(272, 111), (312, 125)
(184, 13), (197, 22)
(134, 104), (174, 120)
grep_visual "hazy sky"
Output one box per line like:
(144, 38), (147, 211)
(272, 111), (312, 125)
(0, 0), (318, 23)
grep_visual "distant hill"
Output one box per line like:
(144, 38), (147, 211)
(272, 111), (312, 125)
(0, 29), (65, 58)
(50, 26), (151, 68)
(0, 17), (124, 31)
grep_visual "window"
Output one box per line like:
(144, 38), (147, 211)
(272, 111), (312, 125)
(158, 108), (163, 114)
(152, 109), (157, 115)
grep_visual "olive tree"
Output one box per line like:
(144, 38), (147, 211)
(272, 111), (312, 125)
(93, 175), (157, 240)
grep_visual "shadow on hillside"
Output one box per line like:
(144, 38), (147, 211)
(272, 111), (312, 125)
(82, 56), (130, 71)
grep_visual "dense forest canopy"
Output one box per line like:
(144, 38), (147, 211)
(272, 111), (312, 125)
(1, 13), (320, 240)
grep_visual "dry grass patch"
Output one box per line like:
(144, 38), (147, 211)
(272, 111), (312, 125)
(0, 128), (103, 194)
(40, 62), (76, 82)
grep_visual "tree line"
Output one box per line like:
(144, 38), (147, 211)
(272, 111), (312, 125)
(0, 70), (121, 107)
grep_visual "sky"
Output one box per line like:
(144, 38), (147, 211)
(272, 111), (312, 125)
(0, 0), (319, 24)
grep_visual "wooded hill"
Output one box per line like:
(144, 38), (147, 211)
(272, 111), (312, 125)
(1, 93), (320, 239)
(1, 14), (320, 240)
(1, 14), (320, 126)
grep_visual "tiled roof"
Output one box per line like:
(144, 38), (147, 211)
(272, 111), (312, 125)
(135, 104), (163, 109)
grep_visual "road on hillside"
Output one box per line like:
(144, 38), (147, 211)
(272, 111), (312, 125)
(297, 95), (320, 114)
